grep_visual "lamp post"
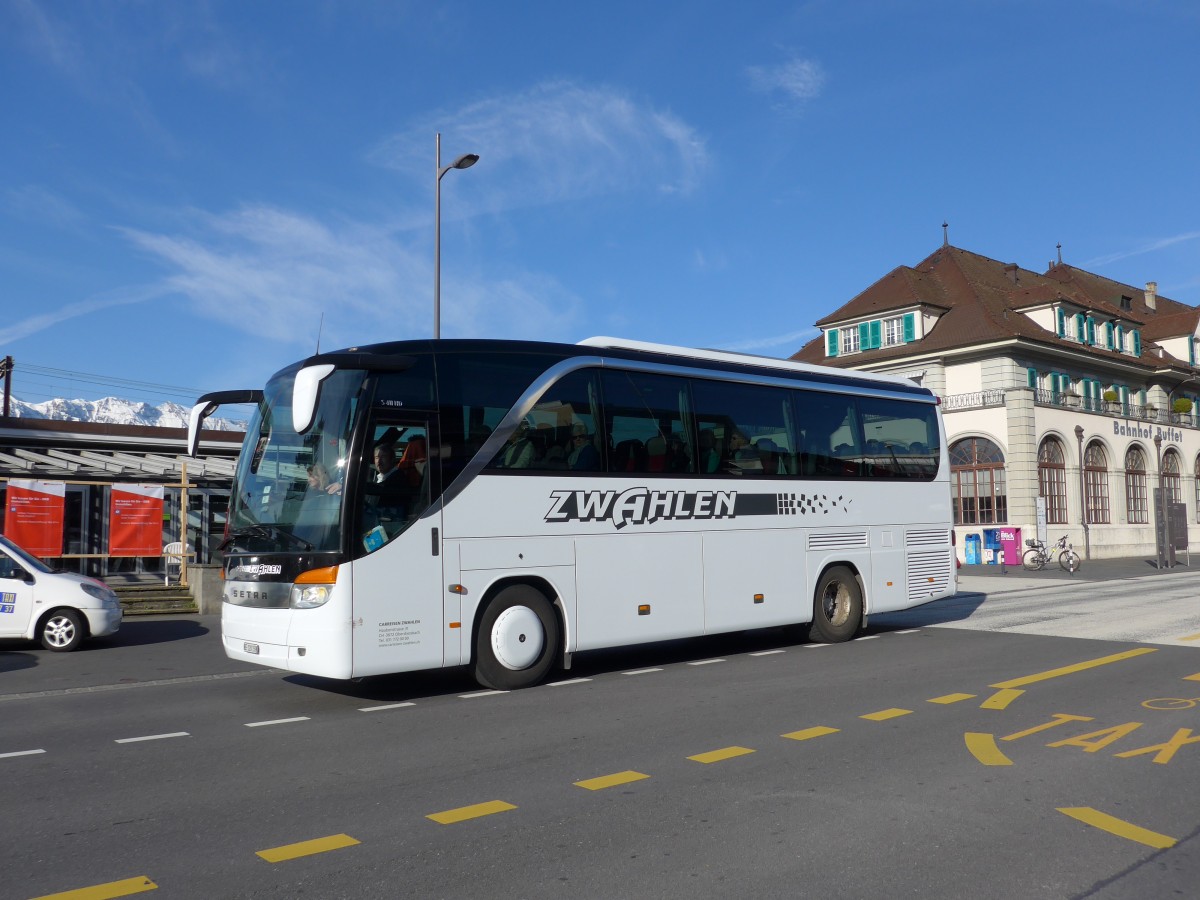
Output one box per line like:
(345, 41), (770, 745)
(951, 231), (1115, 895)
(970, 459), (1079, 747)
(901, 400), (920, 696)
(434, 133), (479, 339)
(1074, 425), (1090, 560)
(1154, 433), (1165, 569)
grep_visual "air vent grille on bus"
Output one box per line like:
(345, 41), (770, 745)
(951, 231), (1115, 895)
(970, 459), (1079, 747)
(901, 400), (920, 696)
(906, 550), (952, 602)
(906, 528), (949, 547)
(807, 532), (869, 551)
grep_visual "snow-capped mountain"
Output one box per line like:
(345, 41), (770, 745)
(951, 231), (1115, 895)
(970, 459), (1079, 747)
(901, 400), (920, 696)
(9, 396), (247, 431)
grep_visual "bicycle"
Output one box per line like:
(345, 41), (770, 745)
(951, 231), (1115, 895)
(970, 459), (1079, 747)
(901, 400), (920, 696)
(1022, 534), (1081, 573)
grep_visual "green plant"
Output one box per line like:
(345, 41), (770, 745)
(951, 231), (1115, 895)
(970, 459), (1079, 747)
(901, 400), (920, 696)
(1173, 397), (1193, 414)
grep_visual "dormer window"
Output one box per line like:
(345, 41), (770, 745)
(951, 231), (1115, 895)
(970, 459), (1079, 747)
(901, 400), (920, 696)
(1120, 295), (1132, 311)
(841, 328), (860, 354)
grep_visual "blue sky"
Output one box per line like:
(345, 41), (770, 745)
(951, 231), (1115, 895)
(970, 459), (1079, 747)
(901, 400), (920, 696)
(2, 0), (1198, 410)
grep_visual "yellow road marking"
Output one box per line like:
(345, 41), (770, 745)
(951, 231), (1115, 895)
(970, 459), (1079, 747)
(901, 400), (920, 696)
(427, 800), (517, 824)
(256, 833), (360, 863)
(928, 692), (976, 704)
(981, 688), (1024, 710)
(1058, 807), (1177, 849)
(991, 648), (1156, 689)
(688, 746), (755, 764)
(29, 877), (157, 900)
(574, 770), (650, 790)
(860, 708), (912, 721)
(964, 732), (1013, 766)
(1179, 633), (1200, 642)
(1185, 673), (1200, 682)
(782, 726), (840, 741)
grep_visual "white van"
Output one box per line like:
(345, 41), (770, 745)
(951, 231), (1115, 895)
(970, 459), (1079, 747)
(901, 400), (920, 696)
(0, 535), (122, 651)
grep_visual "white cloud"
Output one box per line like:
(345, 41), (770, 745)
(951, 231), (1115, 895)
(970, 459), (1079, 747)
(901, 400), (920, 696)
(4, 184), (86, 229)
(371, 80), (710, 210)
(1084, 231), (1200, 268)
(746, 56), (826, 107)
(117, 203), (581, 348)
(720, 328), (818, 353)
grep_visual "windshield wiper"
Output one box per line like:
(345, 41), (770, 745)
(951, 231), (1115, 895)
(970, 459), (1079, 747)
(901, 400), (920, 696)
(220, 524), (314, 552)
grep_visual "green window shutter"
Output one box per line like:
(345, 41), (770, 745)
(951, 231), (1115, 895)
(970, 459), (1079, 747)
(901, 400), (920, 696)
(902, 313), (915, 342)
(1086, 316), (1096, 345)
(1133, 330), (1142, 357)
(1074, 313), (1085, 341)
(1027, 367), (1036, 388)
(826, 329), (839, 357)
(1105, 322), (1114, 349)
(858, 321), (870, 349)
(868, 320), (881, 349)
(1056, 309), (1065, 336)
(1190, 339), (1196, 366)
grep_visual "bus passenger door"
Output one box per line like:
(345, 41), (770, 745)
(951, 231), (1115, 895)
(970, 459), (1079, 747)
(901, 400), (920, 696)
(349, 417), (445, 677)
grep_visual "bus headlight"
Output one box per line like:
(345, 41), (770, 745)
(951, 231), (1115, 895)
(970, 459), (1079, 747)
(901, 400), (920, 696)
(291, 584), (332, 609)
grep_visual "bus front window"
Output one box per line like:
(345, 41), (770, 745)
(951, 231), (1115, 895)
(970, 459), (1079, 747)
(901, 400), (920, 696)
(225, 368), (365, 554)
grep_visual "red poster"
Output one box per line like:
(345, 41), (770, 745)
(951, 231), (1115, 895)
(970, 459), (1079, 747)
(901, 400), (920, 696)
(4, 479), (65, 557)
(108, 484), (165, 557)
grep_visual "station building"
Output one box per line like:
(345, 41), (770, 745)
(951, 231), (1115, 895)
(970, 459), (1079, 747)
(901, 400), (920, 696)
(0, 416), (240, 581)
(790, 240), (1200, 562)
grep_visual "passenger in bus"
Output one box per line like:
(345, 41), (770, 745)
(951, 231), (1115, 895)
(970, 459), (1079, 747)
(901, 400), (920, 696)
(307, 462), (341, 495)
(499, 422), (536, 468)
(667, 432), (693, 472)
(396, 435), (427, 486)
(567, 422), (600, 471)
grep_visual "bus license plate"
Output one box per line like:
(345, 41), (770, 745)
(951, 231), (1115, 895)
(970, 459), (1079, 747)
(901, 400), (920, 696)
(244, 642), (260, 655)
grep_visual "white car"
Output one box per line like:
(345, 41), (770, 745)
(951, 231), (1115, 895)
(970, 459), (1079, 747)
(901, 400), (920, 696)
(0, 535), (122, 651)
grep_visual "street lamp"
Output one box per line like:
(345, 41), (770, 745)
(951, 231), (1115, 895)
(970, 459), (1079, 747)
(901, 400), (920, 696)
(1074, 425), (1090, 560)
(434, 133), (479, 339)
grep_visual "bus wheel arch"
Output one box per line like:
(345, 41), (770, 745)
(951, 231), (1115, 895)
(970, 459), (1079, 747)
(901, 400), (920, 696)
(809, 563), (864, 644)
(471, 579), (563, 690)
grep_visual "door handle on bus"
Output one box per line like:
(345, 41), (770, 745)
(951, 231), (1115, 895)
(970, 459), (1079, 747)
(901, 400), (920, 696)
(432, 527), (440, 557)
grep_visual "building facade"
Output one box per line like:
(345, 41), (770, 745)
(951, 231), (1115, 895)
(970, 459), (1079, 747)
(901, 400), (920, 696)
(791, 242), (1200, 561)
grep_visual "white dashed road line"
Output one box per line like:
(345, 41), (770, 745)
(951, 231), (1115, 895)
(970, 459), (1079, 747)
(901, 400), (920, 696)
(244, 717), (311, 728)
(115, 732), (189, 744)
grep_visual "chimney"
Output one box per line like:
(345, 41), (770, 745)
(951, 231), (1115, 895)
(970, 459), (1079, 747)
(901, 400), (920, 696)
(1144, 281), (1157, 311)
(1004, 263), (1019, 285)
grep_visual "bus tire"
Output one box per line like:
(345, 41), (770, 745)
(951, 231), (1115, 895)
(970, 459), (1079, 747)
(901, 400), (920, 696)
(474, 585), (560, 690)
(809, 566), (862, 643)
(40, 609), (85, 652)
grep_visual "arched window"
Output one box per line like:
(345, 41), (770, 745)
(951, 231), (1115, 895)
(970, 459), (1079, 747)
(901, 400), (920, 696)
(1162, 449), (1182, 504)
(949, 437), (1007, 525)
(1038, 437), (1068, 524)
(1125, 446), (1148, 524)
(1084, 441), (1109, 524)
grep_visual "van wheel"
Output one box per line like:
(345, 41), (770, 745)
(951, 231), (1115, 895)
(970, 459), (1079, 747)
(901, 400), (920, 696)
(41, 609), (85, 652)
(474, 586), (560, 690)
(810, 567), (862, 643)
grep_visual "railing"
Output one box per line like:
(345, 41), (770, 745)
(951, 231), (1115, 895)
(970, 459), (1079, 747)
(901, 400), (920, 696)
(941, 390), (1007, 411)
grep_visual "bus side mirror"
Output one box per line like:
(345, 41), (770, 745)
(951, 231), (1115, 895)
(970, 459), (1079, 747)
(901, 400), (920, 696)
(293, 364), (336, 435)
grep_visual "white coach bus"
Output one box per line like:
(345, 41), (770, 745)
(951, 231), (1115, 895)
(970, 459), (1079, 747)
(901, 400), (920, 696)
(189, 337), (955, 689)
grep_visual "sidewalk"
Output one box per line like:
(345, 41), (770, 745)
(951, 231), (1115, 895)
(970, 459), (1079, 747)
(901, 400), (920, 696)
(957, 553), (1199, 595)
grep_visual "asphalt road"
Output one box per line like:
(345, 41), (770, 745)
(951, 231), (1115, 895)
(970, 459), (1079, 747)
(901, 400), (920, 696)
(3, 571), (1199, 899)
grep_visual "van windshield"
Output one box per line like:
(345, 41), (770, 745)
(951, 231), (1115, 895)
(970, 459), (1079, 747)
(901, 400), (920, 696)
(225, 368), (366, 554)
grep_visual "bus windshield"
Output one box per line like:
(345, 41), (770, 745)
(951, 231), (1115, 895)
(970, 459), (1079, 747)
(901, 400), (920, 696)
(226, 368), (365, 554)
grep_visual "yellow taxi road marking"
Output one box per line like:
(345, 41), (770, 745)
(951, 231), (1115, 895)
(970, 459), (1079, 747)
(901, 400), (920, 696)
(622, 668), (663, 675)
(358, 702), (415, 712)
(574, 770), (650, 790)
(0, 748), (46, 759)
(115, 732), (189, 744)
(928, 693), (976, 704)
(427, 800), (517, 824)
(29, 875), (157, 899)
(1057, 807), (1177, 849)
(981, 689), (1024, 710)
(991, 648), (1157, 689)
(860, 708), (913, 721)
(1180, 632), (1200, 642)
(1142, 697), (1200, 711)
(782, 726), (840, 741)
(965, 732), (1013, 766)
(688, 746), (756, 764)
(244, 717), (310, 728)
(1185, 673), (1200, 682)
(256, 833), (360, 862)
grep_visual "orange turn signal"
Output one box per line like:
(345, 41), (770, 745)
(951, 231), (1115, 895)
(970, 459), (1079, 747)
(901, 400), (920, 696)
(296, 565), (338, 584)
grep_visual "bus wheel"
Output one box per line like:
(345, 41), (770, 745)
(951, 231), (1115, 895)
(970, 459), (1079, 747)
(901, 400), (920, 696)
(41, 609), (85, 652)
(810, 567), (862, 643)
(474, 586), (560, 690)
